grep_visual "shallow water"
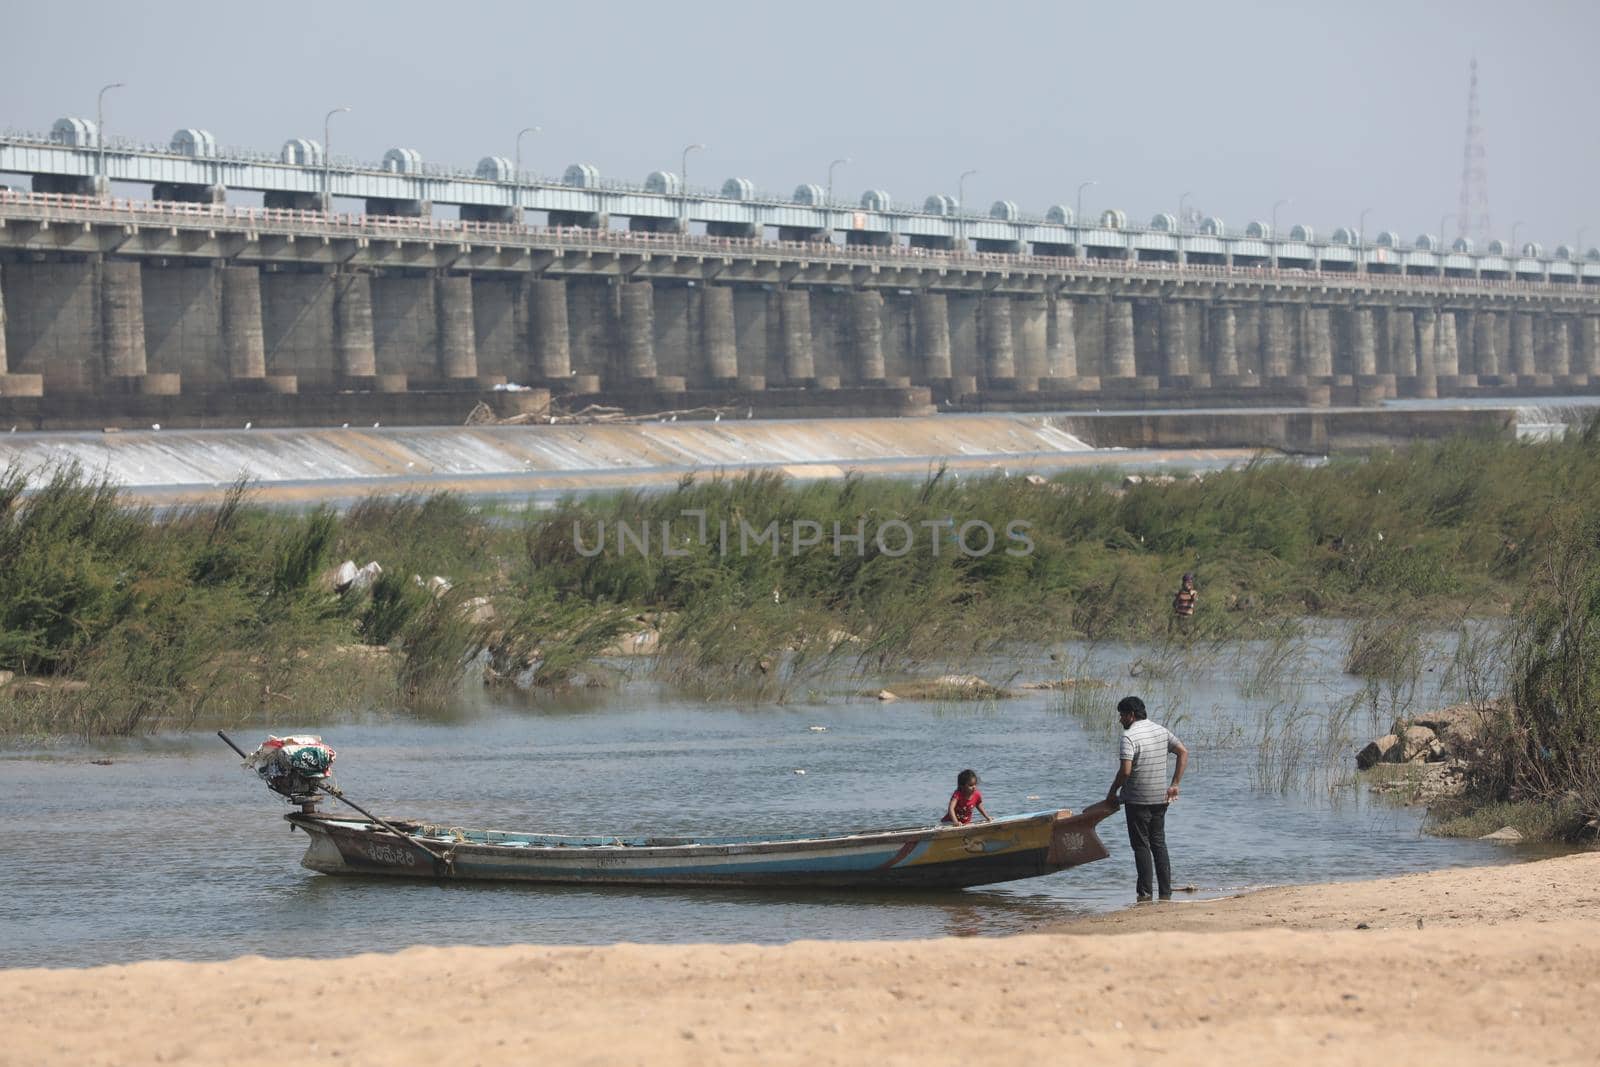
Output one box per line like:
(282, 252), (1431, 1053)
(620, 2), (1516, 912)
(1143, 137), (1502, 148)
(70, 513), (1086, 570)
(0, 629), (1530, 968)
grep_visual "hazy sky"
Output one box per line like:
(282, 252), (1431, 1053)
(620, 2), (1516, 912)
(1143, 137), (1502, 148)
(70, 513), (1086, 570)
(3, 0), (1597, 248)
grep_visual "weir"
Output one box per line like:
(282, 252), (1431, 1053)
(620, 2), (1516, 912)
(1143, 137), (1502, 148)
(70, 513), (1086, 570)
(1, 191), (1599, 428)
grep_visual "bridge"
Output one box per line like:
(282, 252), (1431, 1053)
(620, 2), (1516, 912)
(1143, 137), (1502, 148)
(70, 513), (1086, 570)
(5, 119), (1598, 280)
(1, 164), (1599, 432)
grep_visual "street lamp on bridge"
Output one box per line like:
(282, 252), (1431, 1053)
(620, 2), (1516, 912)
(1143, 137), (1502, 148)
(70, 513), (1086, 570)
(1357, 207), (1373, 274)
(957, 169), (977, 250)
(514, 125), (541, 224)
(1076, 179), (1097, 260)
(1271, 198), (1291, 268)
(826, 157), (850, 243)
(1510, 220), (1524, 259)
(680, 143), (705, 233)
(1178, 191), (1192, 234)
(96, 81), (125, 200)
(323, 106), (351, 215)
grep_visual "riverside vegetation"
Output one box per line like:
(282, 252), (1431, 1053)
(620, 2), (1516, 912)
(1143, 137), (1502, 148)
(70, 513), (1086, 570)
(2, 420), (1597, 838)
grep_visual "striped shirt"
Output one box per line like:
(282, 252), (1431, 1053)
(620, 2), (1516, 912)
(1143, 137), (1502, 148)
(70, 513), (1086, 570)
(1119, 719), (1179, 805)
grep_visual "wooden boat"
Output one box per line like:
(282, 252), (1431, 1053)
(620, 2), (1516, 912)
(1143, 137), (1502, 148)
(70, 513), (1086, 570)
(286, 802), (1116, 890)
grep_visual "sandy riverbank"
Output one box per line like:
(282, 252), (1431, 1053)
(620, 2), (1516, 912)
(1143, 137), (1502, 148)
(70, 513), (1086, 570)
(4, 851), (1597, 1067)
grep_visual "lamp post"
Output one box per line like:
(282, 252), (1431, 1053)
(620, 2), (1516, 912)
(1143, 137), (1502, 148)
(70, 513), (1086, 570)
(1438, 213), (1456, 276)
(679, 142), (705, 233)
(514, 125), (540, 225)
(1357, 207), (1372, 273)
(1576, 227), (1588, 259)
(95, 81), (125, 200)
(322, 106), (351, 215)
(1178, 191), (1192, 233)
(825, 157), (849, 243)
(1076, 178), (1097, 260)
(1271, 198), (1291, 268)
(1510, 220), (1524, 260)
(957, 168), (977, 251)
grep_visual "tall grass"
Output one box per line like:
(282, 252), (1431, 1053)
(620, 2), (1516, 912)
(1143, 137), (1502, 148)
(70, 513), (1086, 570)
(4, 421), (1600, 738)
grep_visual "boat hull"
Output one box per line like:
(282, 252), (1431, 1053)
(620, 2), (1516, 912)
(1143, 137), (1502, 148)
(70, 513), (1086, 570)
(287, 805), (1114, 890)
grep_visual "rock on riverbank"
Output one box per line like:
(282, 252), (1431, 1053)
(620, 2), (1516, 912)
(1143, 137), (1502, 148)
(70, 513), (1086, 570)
(1355, 701), (1495, 803)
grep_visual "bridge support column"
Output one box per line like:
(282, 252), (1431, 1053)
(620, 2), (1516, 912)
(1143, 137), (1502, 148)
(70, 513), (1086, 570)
(1209, 305), (1242, 383)
(849, 290), (886, 384)
(732, 290), (769, 390)
(527, 278), (572, 383)
(1511, 312), (1536, 380)
(703, 285), (738, 384)
(331, 272), (378, 387)
(981, 297), (1015, 386)
(915, 292), (953, 383)
(781, 290), (815, 386)
(1389, 309), (1419, 393)
(1472, 311), (1500, 381)
(1549, 318), (1573, 379)
(0, 268), (32, 396)
(102, 260), (149, 386)
(1436, 310), (1466, 390)
(1014, 296), (1047, 390)
(1044, 295), (1080, 387)
(1580, 317), (1600, 383)
(221, 266), (268, 383)
(1105, 299), (1137, 382)
(620, 282), (657, 385)
(1159, 302), (1190, 382)
(1305, 306), (1334, 380)
(1413, 310), (1439, 398)
(436, 276), (478, 382)
(1260, 304), (1290, 380)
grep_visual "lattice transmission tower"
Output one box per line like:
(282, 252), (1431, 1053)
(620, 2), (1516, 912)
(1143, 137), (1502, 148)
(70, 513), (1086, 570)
(1457, 58), (1491, 246)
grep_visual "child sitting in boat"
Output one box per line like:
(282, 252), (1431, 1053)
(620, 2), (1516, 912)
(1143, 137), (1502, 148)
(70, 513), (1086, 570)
(942, 769), (993, 825)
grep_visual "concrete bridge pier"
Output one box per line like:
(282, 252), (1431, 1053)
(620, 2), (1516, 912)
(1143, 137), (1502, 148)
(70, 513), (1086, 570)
(620, 281), (657, 386)
(1511, 312), (1536, 381)
(1043, 294), (1083, 389)
(1159, 301), (1190, 384)
(101, 259), (157, 393)
(1580, 317), (1600, 384)
(222, 266), (269, 385)
(914, 292), (953, 384)
(1014, 296), (1047, 390)
(1436, 311), (1468, 390)
(732, 289), (769, 391)
(849, 290), (886, 384)
(1389, 309), (1420, 394)
(1472, 311), (1501, 383)
(981, 296), (1016, 387)
(1208, 305), (1243, 384)
(1259, 303), (1292, 382)
(526, 278), (572, 385)
(1413, 310), (1439, 398)
(780, 289), (815, 386)
(1548, 317), (1573, 380)
(331, 272), (380, 389)
(0, 269), (33, 396)
(1304, 306), (1334, 380)
(702, 285), (739, 385)
(435, 275), (478, 383)
(1104, 299), (1138, 384)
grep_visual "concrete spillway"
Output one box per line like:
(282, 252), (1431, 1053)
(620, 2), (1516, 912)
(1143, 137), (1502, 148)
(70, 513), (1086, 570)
(0, 414), (1129, 505)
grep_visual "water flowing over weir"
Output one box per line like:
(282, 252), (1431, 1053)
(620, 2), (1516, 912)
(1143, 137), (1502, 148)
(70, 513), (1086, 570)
(0, 414), (1124, 505)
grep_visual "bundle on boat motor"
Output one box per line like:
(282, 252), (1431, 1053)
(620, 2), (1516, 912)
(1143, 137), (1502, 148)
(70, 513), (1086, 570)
(243, 735), (338, 810)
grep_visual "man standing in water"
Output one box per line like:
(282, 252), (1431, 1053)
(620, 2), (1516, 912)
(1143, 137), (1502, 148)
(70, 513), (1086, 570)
(1106, 696), (1188, 902)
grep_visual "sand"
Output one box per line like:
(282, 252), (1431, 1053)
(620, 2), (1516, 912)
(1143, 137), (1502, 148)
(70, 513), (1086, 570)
(4, 852), (1598, 1067)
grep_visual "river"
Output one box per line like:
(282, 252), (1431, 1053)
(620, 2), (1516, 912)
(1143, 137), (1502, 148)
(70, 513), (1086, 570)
(0, 626), (1535, 969)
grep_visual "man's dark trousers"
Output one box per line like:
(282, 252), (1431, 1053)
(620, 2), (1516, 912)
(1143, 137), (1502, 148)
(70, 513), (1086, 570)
(1124, 802), (1172, 899)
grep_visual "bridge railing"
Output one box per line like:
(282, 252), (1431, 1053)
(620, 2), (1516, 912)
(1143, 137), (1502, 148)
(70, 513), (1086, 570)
(0, 188), (1591, 299)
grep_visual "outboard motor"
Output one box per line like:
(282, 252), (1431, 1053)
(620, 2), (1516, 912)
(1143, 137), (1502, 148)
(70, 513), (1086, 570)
(244, 735), (337, 809)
